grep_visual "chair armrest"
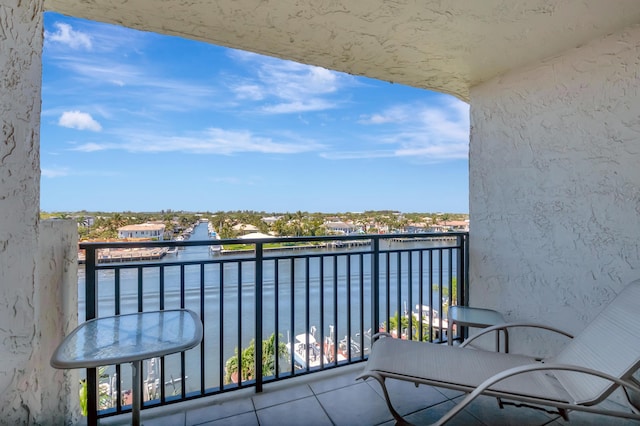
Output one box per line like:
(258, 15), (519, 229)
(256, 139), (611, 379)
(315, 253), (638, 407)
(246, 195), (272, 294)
(459, 322), (573, 349)
(431, 363), (640, 426)
(372, 332), (392, 342)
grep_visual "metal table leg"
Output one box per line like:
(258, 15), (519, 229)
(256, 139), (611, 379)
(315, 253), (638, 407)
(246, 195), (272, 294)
(132, 360), (142, 426)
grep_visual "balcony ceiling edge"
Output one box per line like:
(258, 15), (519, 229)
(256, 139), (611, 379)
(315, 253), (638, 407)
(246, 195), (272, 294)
(44, 0), (640, 102)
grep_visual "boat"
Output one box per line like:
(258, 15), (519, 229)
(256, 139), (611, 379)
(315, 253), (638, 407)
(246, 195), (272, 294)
(287, 330), (329, 369)
(115, 357), (187, 406)
(338, 329), (372, 359)
(209, 224), (222, 253)
(413, 304), (449, 338)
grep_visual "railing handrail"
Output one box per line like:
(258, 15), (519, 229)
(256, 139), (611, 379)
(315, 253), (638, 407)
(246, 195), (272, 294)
(81, 231), (468, 424)
(79, 231), (468, 249)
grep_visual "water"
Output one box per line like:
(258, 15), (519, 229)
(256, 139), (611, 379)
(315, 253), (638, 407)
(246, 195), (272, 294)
(78, 223), (459, 404)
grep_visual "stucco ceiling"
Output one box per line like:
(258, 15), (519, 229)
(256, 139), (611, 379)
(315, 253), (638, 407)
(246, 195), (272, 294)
(45, 0), (640, 101)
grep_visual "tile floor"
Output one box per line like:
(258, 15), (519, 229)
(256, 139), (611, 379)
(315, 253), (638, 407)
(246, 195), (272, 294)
(99, 363), (640, 426)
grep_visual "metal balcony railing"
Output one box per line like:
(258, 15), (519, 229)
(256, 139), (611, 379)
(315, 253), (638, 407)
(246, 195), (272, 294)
(79, 229), (468, 423)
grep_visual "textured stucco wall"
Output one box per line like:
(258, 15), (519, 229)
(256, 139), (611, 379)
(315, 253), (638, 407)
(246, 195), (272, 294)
(469, 24), (640, 355)
(0, 0), (61, 423)
(35, 220), (79, 424)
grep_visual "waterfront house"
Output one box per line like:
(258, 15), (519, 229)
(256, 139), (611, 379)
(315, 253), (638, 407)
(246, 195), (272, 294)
(445, 220), (470, 232)
(74, 215), (95, 228)
(232, 223), (260, 235)
(261, 216), (282, 226)
(117, 223), (166, 241)
(403, 223), (431, 234)
(324, 221), (357, 235)
(3, 1), (640, 424)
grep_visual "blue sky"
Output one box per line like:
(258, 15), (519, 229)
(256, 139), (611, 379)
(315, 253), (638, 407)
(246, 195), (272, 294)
(41, 12), (470, 214)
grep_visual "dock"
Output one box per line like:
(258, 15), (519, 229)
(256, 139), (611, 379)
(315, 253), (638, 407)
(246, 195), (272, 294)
(389, 236), (457, 242)
(78, 247), (168, 264)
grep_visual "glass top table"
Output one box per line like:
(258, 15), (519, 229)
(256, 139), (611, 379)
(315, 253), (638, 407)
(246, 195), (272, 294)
(447, 306), (508, 352)
(51, 309), (203, 425)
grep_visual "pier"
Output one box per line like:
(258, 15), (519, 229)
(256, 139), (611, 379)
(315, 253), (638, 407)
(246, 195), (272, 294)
(78, 247), (168, 264)
(217, 239), (371, 255)
(390, 236), (457, 242)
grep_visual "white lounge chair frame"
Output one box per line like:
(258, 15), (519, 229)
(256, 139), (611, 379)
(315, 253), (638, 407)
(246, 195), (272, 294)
(358, 279), (640, 425)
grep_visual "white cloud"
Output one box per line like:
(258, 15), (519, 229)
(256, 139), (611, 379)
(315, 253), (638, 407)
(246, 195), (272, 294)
(41, 166), (120, 178)
(233, 84), (265, 101)
(394, 142), (469, 159)
(262, 61), (338, 98)
(229, 54), (346, 114)
(262, 99), (335, 114)
(71, 142), (107, 152)
(358, 105), (410, 125)
(45, 22), (92, 50)
(325, 97), (470, 162)
(45, 18), (149, 54)
(58, 111), (102, 131)
(41, 167), (70, 178)
(71, 127), (325, 155)
(56, 58), (216, 110)
(319, 150), (396, 160)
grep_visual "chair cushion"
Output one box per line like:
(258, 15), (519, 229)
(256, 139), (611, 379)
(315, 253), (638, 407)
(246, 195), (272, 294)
(362, 338), (572, 402)
(552, 279), (640, 404)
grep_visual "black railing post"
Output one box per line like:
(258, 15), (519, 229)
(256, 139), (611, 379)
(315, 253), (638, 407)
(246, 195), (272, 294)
(371, 237), (380, 340)
(84, 246), (98, 426)
(457, 234), (466, 307)
(255, 242), (263, 392)
(84, 246), (97, 320)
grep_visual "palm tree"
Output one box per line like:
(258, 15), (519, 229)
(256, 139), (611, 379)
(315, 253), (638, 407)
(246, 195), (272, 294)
(271, 217), (291, 236)
(435, 277), (459, 313)
(224, 333), (288, 384)
(439, 213), (451, 229)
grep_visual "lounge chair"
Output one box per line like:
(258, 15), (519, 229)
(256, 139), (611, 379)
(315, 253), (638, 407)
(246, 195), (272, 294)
(358, 279), (640, 425)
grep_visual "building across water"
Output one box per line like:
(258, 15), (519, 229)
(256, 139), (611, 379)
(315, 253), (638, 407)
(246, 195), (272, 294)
(117, 223), (166, 240)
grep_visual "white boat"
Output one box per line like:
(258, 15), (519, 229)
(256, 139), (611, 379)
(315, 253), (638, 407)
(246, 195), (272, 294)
(209, 225), (222, 253)
(118, 357), (186, 406)
(287, 331), (328, 369)
(413, 304), (449, 333)
(338, 329), (371, 359)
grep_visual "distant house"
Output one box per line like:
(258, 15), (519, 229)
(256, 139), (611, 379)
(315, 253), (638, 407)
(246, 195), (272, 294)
(75, 216), (95, 227)
(232, 223), (259, 235)
(238, 232), (275, 240)
(324, 221), (356, 235)
(403, 223), (430, 233)
(261, 216), (282, 225)
(117, 223), (166, 240)
(446, 220), (470, 232)
(429, 224), (448, 233)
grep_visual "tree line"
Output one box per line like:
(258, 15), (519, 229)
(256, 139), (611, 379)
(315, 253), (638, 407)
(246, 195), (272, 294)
(40, 210), (468, 241)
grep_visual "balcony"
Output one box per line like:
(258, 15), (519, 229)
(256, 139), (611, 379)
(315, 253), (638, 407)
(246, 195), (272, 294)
(79, 225), (468, 424)
(95, 359), (638, 426)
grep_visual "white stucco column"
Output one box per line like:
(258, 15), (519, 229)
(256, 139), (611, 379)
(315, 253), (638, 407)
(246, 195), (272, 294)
(468, 24), (640, 355)
(0, 0), (76, 423)
(36, 220), (80, 424)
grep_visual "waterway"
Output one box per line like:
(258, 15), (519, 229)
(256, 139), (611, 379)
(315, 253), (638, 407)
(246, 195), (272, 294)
(77, 222), (459, 404)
